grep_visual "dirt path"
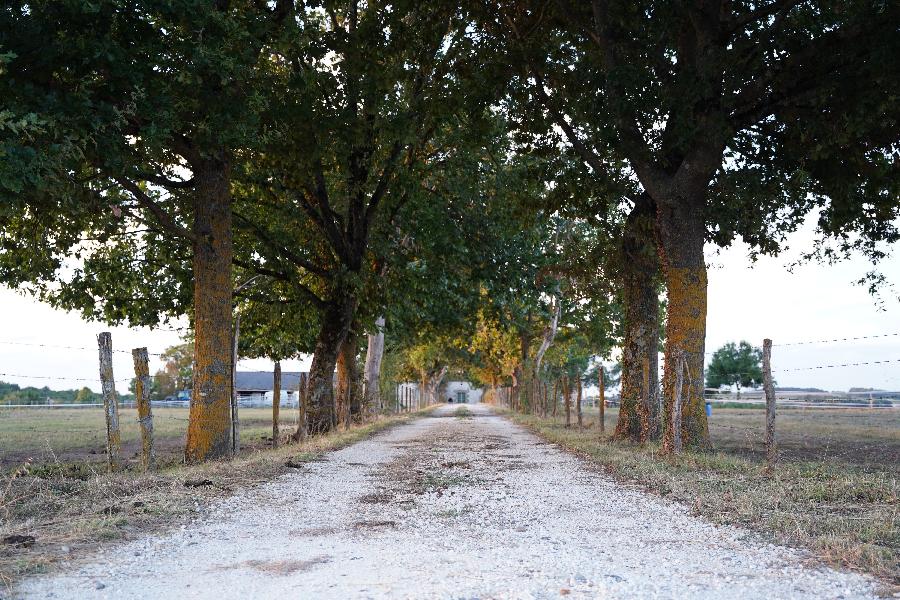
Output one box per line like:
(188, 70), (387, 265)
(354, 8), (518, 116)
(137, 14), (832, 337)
(20, 404), (877, 599)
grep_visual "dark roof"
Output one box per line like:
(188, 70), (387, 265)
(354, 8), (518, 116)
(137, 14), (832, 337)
(235, 371), (306, 392)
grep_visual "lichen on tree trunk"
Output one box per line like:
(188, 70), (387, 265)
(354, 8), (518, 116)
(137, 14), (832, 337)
(336, 326), (361, 429)
(656, 194), (711, 452)
(301, 295), (357, 436)
(185, 158), (234, 463)
(615, 194), (660, 442)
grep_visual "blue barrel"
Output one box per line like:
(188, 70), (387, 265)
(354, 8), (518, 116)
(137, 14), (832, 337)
(705, 402), (712, 416)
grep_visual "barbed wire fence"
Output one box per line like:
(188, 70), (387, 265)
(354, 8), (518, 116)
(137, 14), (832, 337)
(1, 328), (897, 470)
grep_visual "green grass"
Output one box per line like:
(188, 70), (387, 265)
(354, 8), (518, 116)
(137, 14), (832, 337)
(505, 406), (899, 588)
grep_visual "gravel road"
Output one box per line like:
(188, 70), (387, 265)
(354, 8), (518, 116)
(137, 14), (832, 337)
(21, 403), (877, 599)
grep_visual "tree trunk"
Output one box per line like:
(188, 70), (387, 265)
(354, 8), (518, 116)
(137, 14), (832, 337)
(363, 316), (385, 415)
(517, 331), (532, 412)
(615, 194), (661, 442)
(301, 296), (357, 436)
(656, 191), (711, 452)
(563, 376), (571, 427)
(272, 361), (281, 447)
(533, 297), (560, 375)
(552, 378), (558, 418)
(336, 326), (361, 428)
(576, 377), (583, 427)
(185, 159), (234, 462)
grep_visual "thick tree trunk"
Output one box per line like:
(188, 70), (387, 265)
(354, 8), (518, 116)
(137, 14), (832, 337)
(615, 194), (661, 442)
(302, 296), (357, 436)
(533, 297), (560, 375)
(336, 326), (361, 428)
(272, 360), (281, 447)
(363, 316), (385, 415)
(516, 331), (532, 412)
(185, 159), (234, 462)
(656, 192), (711, 452)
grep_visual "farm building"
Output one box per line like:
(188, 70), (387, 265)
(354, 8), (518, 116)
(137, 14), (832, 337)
(235, 371), (304, 406)
(443, 381), (483, 404)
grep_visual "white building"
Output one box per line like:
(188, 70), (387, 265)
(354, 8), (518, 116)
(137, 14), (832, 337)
(442, 381), (483, 404)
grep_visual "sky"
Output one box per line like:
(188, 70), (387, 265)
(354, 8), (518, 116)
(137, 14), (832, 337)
(0, 217), (897, 394)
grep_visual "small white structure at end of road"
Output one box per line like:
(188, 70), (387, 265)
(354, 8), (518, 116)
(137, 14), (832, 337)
(442, 381), (483, 404)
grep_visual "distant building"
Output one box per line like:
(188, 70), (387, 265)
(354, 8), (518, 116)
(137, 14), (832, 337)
(443, 381), (483, 404)
(235, 371), (304, 406)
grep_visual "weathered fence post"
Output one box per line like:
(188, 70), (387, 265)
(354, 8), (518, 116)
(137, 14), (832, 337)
(763, 338), (777, 470)
(576, 377), (583, 427)
(131, 347), (154, 470)
(272, 361), (281, 448)
(97, 332), (121, 471)
(671, 350), (685, 455)
(598, 366), (606, 433)
(231, 313), (241, 455)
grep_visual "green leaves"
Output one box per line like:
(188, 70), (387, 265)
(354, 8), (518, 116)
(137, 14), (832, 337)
(706, 341), (764, 391)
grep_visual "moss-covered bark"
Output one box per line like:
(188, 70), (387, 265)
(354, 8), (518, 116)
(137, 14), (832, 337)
(615, 194), (660, 442)
(185, 159), (234, 462)
(303, 296), (357, 435)
(656, 195), (710, 452)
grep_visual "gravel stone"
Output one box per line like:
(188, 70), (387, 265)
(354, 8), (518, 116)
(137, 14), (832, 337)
(20, 404), (877, 599)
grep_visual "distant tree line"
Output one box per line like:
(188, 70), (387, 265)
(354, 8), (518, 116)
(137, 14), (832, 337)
(0, 381), (134, 405)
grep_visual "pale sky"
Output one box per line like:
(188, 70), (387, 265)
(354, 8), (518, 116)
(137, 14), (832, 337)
(0, 216), (897, 393)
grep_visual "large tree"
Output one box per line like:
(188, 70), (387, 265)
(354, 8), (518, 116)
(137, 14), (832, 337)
(490, 0), (900, 450)
(706, 341), (764, 396)
(0, 0), (294, 460)
(229, 0), (499, 434)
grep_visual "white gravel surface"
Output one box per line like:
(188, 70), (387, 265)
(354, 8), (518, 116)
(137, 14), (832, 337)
(21, 403), (878, 599)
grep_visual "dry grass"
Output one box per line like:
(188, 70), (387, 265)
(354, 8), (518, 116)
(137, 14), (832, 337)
(0, 407), (291, 470)
(505, 406), (899, 589)
(0, 407), (433, 593)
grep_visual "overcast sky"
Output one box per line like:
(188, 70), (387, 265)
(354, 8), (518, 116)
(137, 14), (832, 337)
(0, 217), (897, 394)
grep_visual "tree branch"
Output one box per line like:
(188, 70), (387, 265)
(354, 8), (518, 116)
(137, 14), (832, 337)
(113, 177), (197, 243)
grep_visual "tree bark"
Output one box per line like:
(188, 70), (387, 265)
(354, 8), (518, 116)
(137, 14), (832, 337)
(300, 295), (357, 436)
(656, 190), (711, 452)
(363, 315), (385, 415)
(185, 158), (234, 462)
(615, 194), (660, 442)
(272, 360), (281, 447)
(576, 377), (583, 427)
(336, 325), (361, 428)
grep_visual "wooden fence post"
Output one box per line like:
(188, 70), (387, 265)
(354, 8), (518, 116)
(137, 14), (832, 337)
(763, 338), (777, 470)
(671, 350), (685, 454)
(576, 377), (583, 427)
(131, 347), (154, 470)
(97, 332), (121, 471)
(231, 313), (241, 454)
(598, 367), (605, 433)
(272, 361), (281, 448)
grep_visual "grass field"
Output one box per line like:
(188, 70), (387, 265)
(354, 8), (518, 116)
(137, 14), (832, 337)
(0, 407), (299, 470)
(506, 405), (899, 587)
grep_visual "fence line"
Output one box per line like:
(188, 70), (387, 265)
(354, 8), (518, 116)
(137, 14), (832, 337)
(0, 371), (133, 384)
(0, 339), (166, 357)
